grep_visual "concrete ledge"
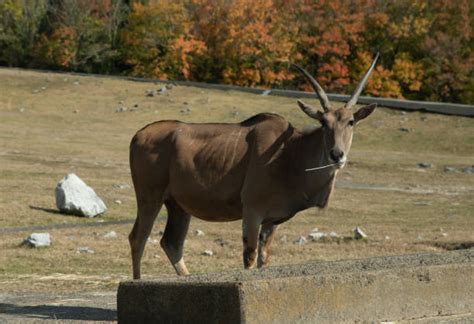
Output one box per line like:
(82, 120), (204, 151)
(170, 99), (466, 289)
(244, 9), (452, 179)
(119, 250), (473, 323)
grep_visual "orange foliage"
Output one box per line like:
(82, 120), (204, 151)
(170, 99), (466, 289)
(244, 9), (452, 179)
(6, 0), (472, 103)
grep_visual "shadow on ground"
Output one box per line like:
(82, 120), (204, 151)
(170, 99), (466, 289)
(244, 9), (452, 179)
(0, 303), (116, 321)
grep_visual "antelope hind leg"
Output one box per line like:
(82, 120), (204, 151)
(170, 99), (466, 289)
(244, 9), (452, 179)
(161, 198), (191, 276)
(129, 198), (162, 280)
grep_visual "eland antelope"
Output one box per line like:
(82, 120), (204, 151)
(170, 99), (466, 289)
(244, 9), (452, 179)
(129, 54), (379, 278)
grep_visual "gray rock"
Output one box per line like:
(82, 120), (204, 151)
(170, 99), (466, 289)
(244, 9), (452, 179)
(195, 229), (205, 236)
(23, 233), (51, 248)
(261, 89), (271, 96)
(294, 236), (307, 245)
(414, 201), (432, 206)
(308, 232), (326, 241)
(114, 184), (131, 190)
(463, 166), (474, 174)
(55, 173), (107, 217)
(77, 247), (94, 254)
(444, 166), (457, 173)
(353, 227), (368, 240)
(116, 106), (127, 113)
(180, 107), (192, 114)
(114, 199), (122, 205)
(231, 111), (240, 118)
(104, 231), (117, 238)
(202, 250), (214, 256)
(145, 89), (157, 97)
(158, 86), (168, 94)
(417, 162), (433, 169)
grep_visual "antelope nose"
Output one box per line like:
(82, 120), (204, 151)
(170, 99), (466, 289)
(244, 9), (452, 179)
(330, 149), (344, 163)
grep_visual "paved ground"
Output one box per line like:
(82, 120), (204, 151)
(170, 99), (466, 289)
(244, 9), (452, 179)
(0, 292), (116, 323)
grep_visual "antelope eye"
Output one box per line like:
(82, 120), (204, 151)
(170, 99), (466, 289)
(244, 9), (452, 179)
(348, 120), (354, 127)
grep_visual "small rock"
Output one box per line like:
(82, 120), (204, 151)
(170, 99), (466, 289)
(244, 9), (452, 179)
(145, 89), (157, 97)
(73, 109), (79, 114)
(19, 108), (25, 113)
(41, 86), (47, 90)
(73, 81), (80, 85)
(417, 162), (432, 169)
(114, 184), (131, 190)
(195, 229), (205, 236)
(115, 107), (127, 113)
(385, 236), (390, 240)
(399, 127), (410, 132)
(103, 231), (117, 238)
(308, 232), (326, 241)
(165, 84), (174, 90)
(77, 247), (94, 254)
(414, 201), (432, 206)
(202, 250), (214, 256)
(417, 235), (423, 240)
(133, 103), (139, 108)
(114, 199), (122, 205)
(148, 238), (159, 244)
(279, 235), (288, 242)
(329, 231), (339, 238)
(22, 233), (51, 248)
(158, 86), (168, 94)
(261, 89), (271, 96)
(32, 89), (39, 94)
(158, 230), (165, 236)
(444, 166), (457, 173)
(400, 111), (407, 115)
(463, 166), (474, 174)
(441, 233), (448, 237)
(180, 107), (191, 114)
(353, 227), (367, 240)
(294, 236), (307, 245)
(214, 238), (229, 247)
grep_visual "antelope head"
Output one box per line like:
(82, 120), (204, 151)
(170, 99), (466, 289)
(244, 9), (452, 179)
(292, 53), (379, 168)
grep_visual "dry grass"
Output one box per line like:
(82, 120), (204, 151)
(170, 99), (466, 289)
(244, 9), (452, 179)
(0, 68), (473, 293)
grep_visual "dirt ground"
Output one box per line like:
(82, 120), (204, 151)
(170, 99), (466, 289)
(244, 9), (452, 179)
(0, 68), (473, 321)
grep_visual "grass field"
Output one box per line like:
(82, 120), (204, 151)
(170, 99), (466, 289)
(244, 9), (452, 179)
(0, 68), (473, 293)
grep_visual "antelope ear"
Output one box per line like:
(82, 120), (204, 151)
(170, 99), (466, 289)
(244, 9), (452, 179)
(297, 100), (324, 121)
(354, 103), (377, 124)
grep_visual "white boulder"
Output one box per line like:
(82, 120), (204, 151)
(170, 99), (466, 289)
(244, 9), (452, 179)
(23, 233), (51, 247)
(55, 173), (107, 217)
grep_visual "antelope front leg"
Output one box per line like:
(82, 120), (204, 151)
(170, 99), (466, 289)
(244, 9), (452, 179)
(257, 223), (279, 268)
(242, 216), (260, 269)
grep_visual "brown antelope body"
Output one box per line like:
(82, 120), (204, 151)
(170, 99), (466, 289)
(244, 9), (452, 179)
(129, 54), (379, 278)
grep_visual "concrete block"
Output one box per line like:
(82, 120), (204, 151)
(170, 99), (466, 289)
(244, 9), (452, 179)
(117, 249), (473, 323)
